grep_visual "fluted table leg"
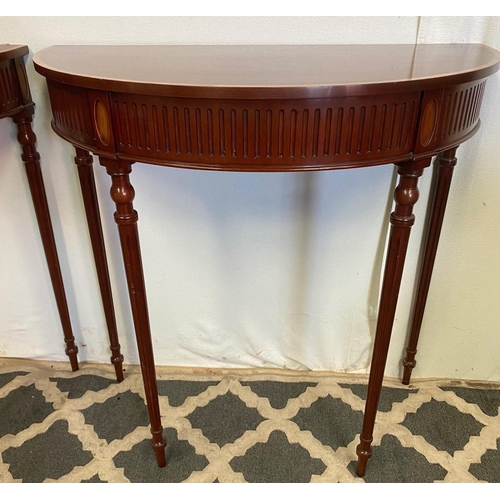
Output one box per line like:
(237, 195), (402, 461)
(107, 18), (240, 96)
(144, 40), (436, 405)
(75, 148), (124, 382)
(402, 148), (458, 385)
(356, 158), (430, 477)
(100, 157), (166, 467)
(12, 105), (79, 371)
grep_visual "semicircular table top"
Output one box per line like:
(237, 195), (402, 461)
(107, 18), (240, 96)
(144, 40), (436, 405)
(0, 44), (28, 62)
(33, 43), (500, 172)
(33, 44), (500, 99)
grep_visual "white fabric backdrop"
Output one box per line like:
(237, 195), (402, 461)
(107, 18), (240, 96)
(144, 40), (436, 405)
(0, 17), (498, 381)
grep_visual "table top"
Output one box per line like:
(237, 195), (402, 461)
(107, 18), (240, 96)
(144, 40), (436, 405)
(34, 43), (500, 172)
(0, 44), (28, 62)
(33, 44), (500, 99)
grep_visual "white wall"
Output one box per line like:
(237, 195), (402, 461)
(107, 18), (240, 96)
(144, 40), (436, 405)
(0, 17), (498, 381)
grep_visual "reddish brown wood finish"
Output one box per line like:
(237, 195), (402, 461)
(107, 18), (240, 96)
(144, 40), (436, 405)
(107, 92), (421, 170)
(402, 148), (458, 385)
(74, 148), (124, 382)
(0, 45), (80, 371)
(12, 105), (79, 371)
(33, 44), (500, 476)
(99, 157), (166, 466)
(33, 44), (500, 99)
(42, 79), (485, 172)
(356, 158), (429, 476)
(34, 45), (500, 171)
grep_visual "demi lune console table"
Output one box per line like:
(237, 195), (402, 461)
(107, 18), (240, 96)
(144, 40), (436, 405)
(33, 44), (500, 477)
(0, 44), (124, 382)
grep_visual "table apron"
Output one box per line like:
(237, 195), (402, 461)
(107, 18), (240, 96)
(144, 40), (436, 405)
(46, 79), (486, 170)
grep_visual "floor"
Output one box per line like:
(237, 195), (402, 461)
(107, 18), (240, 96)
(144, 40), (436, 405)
(0, 358), (499, 483)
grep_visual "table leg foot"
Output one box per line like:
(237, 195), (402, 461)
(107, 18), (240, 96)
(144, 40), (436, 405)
(111, 354), (125, 383)
(66, 347), (79, 372)
(152, 433), (167, 468)
(355, 439), (372, 477)
(402, 352), (416, 385)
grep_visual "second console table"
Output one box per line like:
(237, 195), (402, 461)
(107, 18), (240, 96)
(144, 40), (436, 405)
(33, 43), (500, 477)
(0, 44), (124, 382)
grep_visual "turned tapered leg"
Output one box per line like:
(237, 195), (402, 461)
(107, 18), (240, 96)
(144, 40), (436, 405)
(402, 148), (457, 385)
(356, 159), (430, 477)
(12, 106), (79, 371)
(74, 148), (124, 382)
(100, 157), (166, 467)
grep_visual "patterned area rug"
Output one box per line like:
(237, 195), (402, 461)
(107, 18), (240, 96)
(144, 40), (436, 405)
(0, 358), (499, 483)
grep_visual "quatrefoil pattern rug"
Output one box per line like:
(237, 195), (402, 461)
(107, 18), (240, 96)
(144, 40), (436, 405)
(0, 359), (499, 483)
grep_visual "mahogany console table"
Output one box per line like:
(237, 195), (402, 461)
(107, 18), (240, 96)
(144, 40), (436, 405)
(0, 45), (124, 382)
(34, 44), (500, 477)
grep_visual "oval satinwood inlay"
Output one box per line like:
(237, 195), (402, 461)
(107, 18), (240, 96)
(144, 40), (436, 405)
(420, 98), (438, 147)
(94, 99), (111, 146)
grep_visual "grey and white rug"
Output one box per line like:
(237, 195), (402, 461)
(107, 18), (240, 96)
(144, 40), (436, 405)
(0, 358), (499, 483)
